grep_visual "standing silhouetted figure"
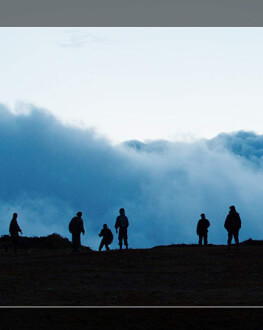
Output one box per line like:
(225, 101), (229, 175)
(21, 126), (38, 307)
(69, 211), (85, 252)
(224, 205), (241, 250)
(9, 213), (22, 253)
(197, 213), (210, 246)
(98, 224), (113, 251)
(115, 208), (129, 250)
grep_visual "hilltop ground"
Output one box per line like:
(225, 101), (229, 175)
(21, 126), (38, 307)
(1, 236), (263, 328)
(1, 237), (263, 306)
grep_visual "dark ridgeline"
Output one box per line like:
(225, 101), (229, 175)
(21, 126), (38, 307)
(115, 208), (129, 250)
(9, 212), (22, 253)
(0, 233), (93, 251)
(196, 213), (210, 246)
(69, 211), (85, 252)
(224, 205), (242, 250)
(98, 224), (113, 251)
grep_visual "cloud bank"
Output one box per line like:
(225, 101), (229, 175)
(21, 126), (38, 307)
(1, 103), (263, 249)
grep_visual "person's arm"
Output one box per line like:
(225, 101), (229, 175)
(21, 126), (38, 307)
(81, 220), (85, 235)
(224, 216), (228, 230)
(238, 214), (241, 229)
(16, 221), (22, 234)
(196, 221), (200, 235)
(69, 219), (73, 233)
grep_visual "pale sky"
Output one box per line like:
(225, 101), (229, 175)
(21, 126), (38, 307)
(1, 27), (263, 143)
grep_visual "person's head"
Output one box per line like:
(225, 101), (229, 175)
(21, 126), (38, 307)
(229, 205), (236, 212)
(119, 208), (125, 215)
(103, 224), (108, 229)
(76, 211), (82, 217)
(13, 212), (18, 219)
(201, 213), (205, 219)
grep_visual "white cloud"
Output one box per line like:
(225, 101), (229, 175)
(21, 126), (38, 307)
(59, 30), (107, 48)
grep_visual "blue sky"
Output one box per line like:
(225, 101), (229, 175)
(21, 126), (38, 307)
(1, 28), (263, 143)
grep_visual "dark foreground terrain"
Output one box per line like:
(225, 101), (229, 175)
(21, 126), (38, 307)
(0, 238), (263, 306)
(1, 236), (263, 329)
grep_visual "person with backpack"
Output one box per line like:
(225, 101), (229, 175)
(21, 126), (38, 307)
(69, 211), (85, 252)
(196, 213), (210, 246)
(224, 205), (242, 250)
(98, 224), (113, 251)
(115, 208), (129, 250)
(9, 212), (23, 253)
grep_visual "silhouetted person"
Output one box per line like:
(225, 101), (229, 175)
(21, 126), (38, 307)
(69, 211), (85, 252)
(197, 213), (210, 246)
(115, 208), (129, 250)
(9, 213), (22, 253)
(224, 205), (241, 250)
(98, 224), (113, 251)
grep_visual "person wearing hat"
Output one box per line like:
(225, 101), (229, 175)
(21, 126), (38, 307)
(69, 211), (85, 252)
(224, 205), (241, 250)
(115, 208), (129, 250)
(196, 213), (210, 246)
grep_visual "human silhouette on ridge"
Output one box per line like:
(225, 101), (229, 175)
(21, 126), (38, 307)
(9, 213), (23, 253)
(115, 208), (129, 250)
(224, 205), (241, 250)
(196, 213), (210, 246)
(98, 224), (113, 251)
(69, 211), (85, 252)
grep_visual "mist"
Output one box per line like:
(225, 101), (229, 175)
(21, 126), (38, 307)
(1, 104), (263, 249)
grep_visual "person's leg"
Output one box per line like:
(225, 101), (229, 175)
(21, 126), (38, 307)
(105, 244), (110, 251)
(76, 234), (81, 251)
(204, 233), (208, 246)
(119, 236), (123, 250)
(72, 233), (81, 252)
(119, 229), (124, 250)
(123, 228), (128, 249)
(99, 239), (104, 251)
(198, 235), (202, 246)
(234, 231), (239, 249)
(227, 232), (233, 249)
(72, 234), (77, 252)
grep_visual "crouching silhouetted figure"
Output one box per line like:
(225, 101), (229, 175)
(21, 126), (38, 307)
(99, 224), (113, 251)
(197, 213), (210, 246)
(115, 208), (129, 250)
(224, 205), (241, 250)
(69, 211), (85, 252)
(9, 213), (23, 253)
